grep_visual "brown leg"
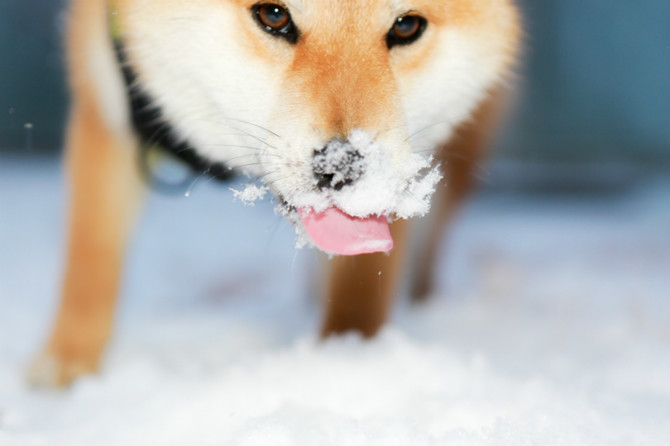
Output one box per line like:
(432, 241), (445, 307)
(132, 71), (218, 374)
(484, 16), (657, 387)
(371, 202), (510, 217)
(410, 90), (505, 302)
(28, 102), (142, 387)
(321, 219), (409, 338)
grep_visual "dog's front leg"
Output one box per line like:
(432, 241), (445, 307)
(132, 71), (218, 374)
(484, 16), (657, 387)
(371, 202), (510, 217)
(410, 89), (506, 302)
(320, 220), (409, 338)
(28, 102), (142, 388)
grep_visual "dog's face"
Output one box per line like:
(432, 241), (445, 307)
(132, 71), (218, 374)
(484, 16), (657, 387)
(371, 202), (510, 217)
(113, 0), (519, 252)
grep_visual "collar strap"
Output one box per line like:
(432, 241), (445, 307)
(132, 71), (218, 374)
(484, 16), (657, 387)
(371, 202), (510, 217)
(107, 1), (234, 185)
(108, 0), (122, 41)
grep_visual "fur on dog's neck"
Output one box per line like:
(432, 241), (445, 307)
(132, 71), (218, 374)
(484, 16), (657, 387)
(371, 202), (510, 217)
(108, 4), (234, 185)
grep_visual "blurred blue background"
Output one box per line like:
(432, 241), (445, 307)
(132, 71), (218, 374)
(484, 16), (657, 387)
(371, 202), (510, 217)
(1, 0), (669, 171)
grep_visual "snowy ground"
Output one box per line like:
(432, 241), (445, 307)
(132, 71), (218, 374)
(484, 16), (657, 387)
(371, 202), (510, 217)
(1, 157), (669, 445)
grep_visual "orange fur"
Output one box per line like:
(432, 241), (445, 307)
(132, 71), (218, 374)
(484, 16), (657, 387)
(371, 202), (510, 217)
(30, 0), (520, 387)
(29, 98), (142, 387)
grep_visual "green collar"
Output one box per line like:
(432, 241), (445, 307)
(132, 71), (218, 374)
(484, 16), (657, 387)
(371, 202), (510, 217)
(108, 0), (122, 41)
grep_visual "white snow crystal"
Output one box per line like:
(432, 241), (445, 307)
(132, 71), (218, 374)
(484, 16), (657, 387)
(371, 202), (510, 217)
(230, 184), (269, 206)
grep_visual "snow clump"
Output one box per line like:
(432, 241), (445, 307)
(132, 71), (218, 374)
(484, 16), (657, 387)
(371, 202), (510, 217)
(286, 130), (442, 219)
(230, 184), (269, 206)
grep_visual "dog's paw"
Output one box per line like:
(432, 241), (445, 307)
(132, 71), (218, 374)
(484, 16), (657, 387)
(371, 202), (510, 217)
(26, 351), (99, 389)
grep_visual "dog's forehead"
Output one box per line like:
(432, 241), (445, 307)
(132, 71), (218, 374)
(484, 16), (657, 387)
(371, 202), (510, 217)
(285, 0), (400, 13)
(282, 0), (482, 29)
(288, 0), (398, 31)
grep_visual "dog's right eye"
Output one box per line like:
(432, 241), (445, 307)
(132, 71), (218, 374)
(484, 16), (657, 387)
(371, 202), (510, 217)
(386, 13), (427, 49)
(252, 3), (299, 44)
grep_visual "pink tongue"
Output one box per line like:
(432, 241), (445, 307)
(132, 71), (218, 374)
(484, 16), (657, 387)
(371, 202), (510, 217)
(298, 207), (393, 256)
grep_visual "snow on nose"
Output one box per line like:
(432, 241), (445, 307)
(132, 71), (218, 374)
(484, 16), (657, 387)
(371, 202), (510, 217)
(313, 138), (365, 191)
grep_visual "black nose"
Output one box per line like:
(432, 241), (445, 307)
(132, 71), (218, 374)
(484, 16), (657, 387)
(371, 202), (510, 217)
(313, 139), (364, 191)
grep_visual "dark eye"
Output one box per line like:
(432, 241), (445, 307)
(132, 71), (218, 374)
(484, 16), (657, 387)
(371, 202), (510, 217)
(252, 3), (299, 44)
(386, 14), (427, 49)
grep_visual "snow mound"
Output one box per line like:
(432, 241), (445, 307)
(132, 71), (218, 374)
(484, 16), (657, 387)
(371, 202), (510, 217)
(1, 159), (669, 445)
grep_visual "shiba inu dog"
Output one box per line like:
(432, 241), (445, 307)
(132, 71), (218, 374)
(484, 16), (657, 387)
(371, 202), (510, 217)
(30, 0), (520, 387)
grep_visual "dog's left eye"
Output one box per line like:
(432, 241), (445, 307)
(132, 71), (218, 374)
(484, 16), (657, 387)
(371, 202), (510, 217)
(386, 13), (427, 49)
(252, 3), (299, 44)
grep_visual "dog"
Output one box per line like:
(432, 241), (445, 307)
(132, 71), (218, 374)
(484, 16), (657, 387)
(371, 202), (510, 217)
(29, 0), (520, 387)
